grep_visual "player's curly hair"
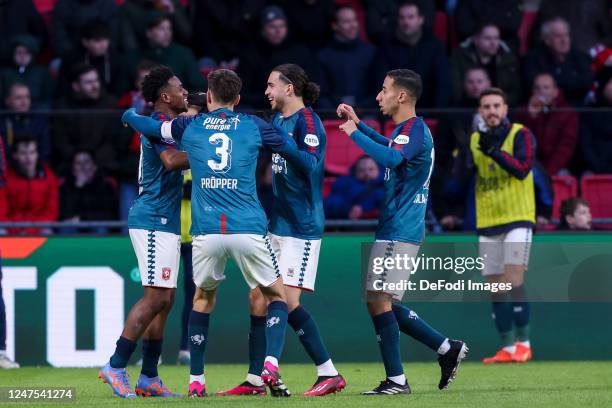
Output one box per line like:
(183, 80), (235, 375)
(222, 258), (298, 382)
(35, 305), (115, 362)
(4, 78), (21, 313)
(273, 63), (320, 105)
(141, 65), (174, 103)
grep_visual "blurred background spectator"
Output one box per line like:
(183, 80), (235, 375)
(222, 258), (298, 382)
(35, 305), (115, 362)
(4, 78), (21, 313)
(119, 0), (193, 52)
(53, 64), (119, 175)
(59, 150), (116, 232)
(0, 0), (47, 65)
(519, 72), (578, 176)
(5, 136), (58, 234)
(324, 155), (384, 219)
(450, 23), (520, 106)
(52, 0), (119, 58)
(317, 5), (377, 109)
(377, 0), (449, 108)
(524, 17), (593, 106)
(1, 82), (51, 163)
(0, 35), (54, 108)
(558, 197), (592, 231)
(364, 0), (435, 45)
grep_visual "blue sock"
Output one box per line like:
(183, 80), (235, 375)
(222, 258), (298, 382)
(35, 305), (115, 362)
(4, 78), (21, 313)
(392, 304), (445, 352)
(248, 315), (266, 375)
(492, 293), (514, 347)
(265, 301), (288, 361)
(288, 306), (330, 366)
(510, 285), (530, 341)
(188, 311), (210, 376)
(372, 311), (403, 378)
(141, 339), (162, 378)
(109, 336), (137, 368)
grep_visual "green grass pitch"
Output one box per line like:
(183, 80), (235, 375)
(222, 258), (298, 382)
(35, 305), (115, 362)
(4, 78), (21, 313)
(1, 362), (611, 407)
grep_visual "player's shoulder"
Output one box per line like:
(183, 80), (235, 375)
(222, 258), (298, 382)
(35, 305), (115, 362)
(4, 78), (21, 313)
(297, 106), (326, 136)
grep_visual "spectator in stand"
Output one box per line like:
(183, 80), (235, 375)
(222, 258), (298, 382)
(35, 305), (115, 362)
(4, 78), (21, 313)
(0, 35), (54, 108)
(363, 0), (435, 45)
(518, 73), (578, 176)
(377, 1), (450, 108)
(57, 21), (126, 98)
(0, 83), (51, 163)
(0, 0), (47, 65)
(274, 0), (335, 49)
(579, 67), (612, 174)
(120, 0), (192, 52)
(317, 5), (377, 109)
(558, 198), (592, 231)
(118, 60), (157, 112)
(536, 0), (612, 55)
(454, 0), (522, 51)
(451, 23), (521, 106)
(127, 15), (204, 91)
(59, 150), (116, 231)
(52, 0), (119, 58)
(238, 5), (317, 109)
(524, 17), (593, 106)
(324, 155), (384, 220)
(53, 64), (119, 175)
(5, 136), (58, 235)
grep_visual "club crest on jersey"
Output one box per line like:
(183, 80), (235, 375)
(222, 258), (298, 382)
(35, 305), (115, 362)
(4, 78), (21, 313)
(162, 267), (171, 280)
(394, 134), (410, 144)
(304, 134), (320, 147)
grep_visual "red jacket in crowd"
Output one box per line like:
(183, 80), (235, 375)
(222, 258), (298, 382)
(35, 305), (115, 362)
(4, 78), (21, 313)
(519, 93), (579, 175)
(5, 163), (59, 234)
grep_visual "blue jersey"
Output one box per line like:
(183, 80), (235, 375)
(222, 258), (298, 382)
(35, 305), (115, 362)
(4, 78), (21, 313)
(270, 107), (325, 239)
(351, 117), (434, 244)
(127, 112), (183, 234)
(163, 108), (290, 236)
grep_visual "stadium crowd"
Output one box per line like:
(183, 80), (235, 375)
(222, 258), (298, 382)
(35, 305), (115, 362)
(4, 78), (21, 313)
(0, 0), (610, 232)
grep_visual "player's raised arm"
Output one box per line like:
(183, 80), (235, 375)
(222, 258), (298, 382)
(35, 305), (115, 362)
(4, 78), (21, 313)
(339, 120), (405, 169)
(338, 103), (389, 146)
(123, 108), (195, 142)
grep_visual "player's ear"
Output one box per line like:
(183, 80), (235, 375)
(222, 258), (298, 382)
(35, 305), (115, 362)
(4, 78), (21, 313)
(233, 94), (241, 107)
(206, 90), (213, 105)
(285, 83), (294, 97)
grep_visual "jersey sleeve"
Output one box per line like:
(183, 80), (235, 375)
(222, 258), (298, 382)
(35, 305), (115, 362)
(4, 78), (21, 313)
(488, 127), (536, 180)
(357, 121), (389, 145)
(295, 109), (325, 161)
(397, 119), (426, 162)
(350, 130), (404, 169)
(152, 137), (178, 156)
(164, 115), (196, 142)
(251, 115), (288, 151)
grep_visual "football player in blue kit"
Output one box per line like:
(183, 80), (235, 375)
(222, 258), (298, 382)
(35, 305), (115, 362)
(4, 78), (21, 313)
(337, 69), (468, 395)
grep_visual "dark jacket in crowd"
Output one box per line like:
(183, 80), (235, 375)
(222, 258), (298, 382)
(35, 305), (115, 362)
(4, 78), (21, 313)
(190, 0), (265, 62)
(57, 48), (126, 98)
(378, 31), (450, 108)
(0, 0), (47, 65)
(517, 92), (579, 175)
(60, 171), (116, 221)
(53, 93), (119, 175)
(0, 35), (54, 108)
(119, 0), (193, 52)
(274, 0), (335, 49)
(324, 164), (385, 219)
(238, 36), (317, 109)
(128, 42), (205, 91)
(580, 109), (612, 174)
(316, 37), (377, 109)
(454, 0), (522, 51)
(450, 38), (521, 106)
(0, 114), (51, 163)
(52, 0), (120, 57)
(363, 0), (435, 45)
(523, 46), (593, 106)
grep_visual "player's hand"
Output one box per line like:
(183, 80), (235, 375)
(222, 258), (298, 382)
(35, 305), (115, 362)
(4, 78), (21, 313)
(478, 135), (497, 156)
(187, 92), (207, 110)
(339, 120), (358, 136)
(336, 103), (359, 123)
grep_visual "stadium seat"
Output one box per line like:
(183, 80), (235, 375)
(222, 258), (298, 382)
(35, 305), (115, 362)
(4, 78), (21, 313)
(433, 11), (448, 48)
(323, 119), (380, 175)
(384, 118), (438, 137)
(551, 175), (578, 220)
(580, 174), (612, 228)
(323, 176), (336, 198)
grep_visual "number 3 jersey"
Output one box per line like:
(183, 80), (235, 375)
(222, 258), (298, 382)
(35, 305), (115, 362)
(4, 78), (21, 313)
(162, 108), (291, 236)
(270, 107), (326, 240)
(128, 111), (183, 235)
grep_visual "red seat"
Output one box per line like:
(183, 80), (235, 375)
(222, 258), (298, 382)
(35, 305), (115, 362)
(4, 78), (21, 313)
(324, 119), (380, 175)
(323, 176), (336, 199)
(551, 175), (578, 220)
(433, 11), (448, 48)
(580, 175), (612, 226)
(384, 118), (438, 137)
